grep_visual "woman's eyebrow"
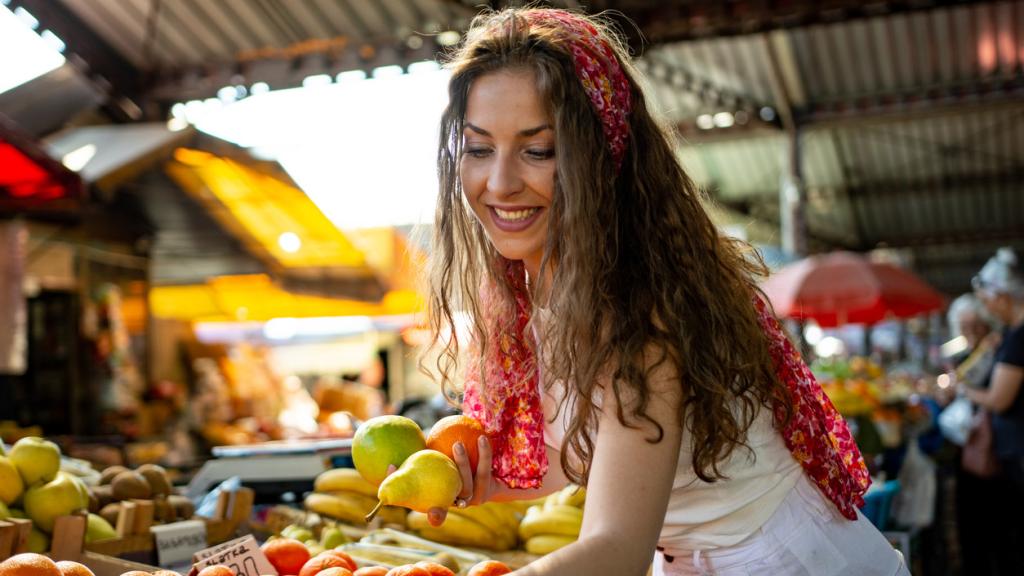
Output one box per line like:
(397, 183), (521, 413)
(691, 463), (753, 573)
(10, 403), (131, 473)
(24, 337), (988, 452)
(464, 122), (552, 137)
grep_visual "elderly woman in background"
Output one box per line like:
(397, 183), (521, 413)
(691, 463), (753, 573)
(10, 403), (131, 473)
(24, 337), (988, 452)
(958, 247), (1024, 574)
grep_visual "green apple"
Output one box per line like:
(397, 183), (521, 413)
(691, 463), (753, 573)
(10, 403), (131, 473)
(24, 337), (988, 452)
(23, 472), (88, 533)
(9, 437), (61, 486)
(0, 454), (24, 504)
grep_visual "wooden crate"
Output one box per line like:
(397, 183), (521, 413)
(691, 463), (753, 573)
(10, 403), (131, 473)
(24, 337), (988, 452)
(0, 515), (162, 576)
(86, 488), (255, 558)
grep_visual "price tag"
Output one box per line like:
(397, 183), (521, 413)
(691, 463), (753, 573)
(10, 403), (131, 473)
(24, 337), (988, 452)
(190, 535), (278, 576)
(151, 520), (207, 567)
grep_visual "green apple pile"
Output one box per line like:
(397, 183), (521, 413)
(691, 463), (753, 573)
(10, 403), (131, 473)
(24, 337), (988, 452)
(0, 437), (116, 552)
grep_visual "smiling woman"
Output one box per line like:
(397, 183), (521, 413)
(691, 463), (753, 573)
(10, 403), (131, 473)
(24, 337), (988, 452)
(423, 7), (909, 576)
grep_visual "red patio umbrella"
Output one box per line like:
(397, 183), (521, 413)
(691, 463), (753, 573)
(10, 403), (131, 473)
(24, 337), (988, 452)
(762, 251), (946, 327)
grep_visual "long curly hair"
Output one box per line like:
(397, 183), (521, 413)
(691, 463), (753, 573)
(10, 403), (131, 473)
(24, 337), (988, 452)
(425, 8), (791, 485)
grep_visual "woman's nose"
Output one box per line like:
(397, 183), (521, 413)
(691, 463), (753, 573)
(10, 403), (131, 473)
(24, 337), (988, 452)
(486, 152), (524, 197)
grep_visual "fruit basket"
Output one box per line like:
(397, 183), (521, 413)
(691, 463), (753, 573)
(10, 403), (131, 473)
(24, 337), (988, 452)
(85, 488), (255, 558)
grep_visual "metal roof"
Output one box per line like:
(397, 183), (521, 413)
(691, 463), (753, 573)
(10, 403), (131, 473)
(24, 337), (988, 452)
(5, 0), (1021, 295)
(643, 0), (1024, 294)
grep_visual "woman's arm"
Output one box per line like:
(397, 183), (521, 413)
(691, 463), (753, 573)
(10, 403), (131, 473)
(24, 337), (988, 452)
(514, 353), (683, 576)
(967, 362), (1024, 413)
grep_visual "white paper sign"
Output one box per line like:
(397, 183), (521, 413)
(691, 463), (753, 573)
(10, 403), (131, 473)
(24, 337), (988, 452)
(151, 520), (208, 567)
(190, 534), (278, 576)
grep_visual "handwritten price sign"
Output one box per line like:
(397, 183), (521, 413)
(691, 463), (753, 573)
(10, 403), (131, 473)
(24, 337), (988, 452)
(190, 535), (278, 576)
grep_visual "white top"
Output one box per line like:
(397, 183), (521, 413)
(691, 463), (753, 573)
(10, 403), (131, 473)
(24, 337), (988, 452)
(540, 366), (803, 552)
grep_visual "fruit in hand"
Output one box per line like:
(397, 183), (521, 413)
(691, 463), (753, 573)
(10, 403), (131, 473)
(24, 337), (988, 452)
(367, 450), (460, 521)
(9, 437), (61, 486)
(352, 416), (426, 486)
(425, 415), (486, 475)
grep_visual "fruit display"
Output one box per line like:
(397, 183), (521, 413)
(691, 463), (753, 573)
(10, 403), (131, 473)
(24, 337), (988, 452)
(89, 464), (190, 526)
(518, 485), (584, 555)
(305, 468), (407, 528)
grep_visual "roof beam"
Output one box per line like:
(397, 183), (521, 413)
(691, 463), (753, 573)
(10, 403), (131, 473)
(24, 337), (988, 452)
(846, 170), (1024, 199)
(11, 0), (145, 120)
(623, 0), (988, 45)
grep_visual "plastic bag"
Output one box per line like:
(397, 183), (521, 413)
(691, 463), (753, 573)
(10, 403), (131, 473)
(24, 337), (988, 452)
(938, 396), (973, 446)
(892, 440), (936, 529)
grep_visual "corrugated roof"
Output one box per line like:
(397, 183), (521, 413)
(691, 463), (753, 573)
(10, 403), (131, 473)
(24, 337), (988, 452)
(645, 1), (1024, 294)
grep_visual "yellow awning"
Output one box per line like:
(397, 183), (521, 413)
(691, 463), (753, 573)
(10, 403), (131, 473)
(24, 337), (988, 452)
(166, 148), (368, 270)
(149, 274), (423, 322)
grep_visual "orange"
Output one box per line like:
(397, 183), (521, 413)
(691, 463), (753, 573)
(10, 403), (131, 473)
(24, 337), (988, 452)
(261, 538), (311, 576)
(317, 552), (356, 572)
(353, 568), (388, 576)
(413, 563), (454, 576)
(152, 571), (182, 576)
(466, 561), (511, 576)
(196, 567), (234, 576)
(54, 562), (94, 576)
(313, 569), (351, 576)
(0, 554), (61, 576)
(298, 554), (350, 576)
(384, 567), (429, 576)
(119, 572), (152, 576)
(425, 415), (486, 474)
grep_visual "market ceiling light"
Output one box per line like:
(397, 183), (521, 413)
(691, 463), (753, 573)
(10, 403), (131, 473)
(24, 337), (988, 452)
(936, 374), (951, 389)
(39, 30), (64, 53)
(0, 4), (65, 94)
(372, 65), (403, 79)
(336, 70), (367, 83)
(437, 30), (461, 46)
(814, 336), (845, 358)
(217, 85), (239, 102)
(302, 74), (333, 88)
(264, 317), (298, 340)
(803, 323), (824, 346)
(278, 232), (302, 253)
(61, 144), (96, 172)
(166, 117), (189, 132)
(759, 106), (777, 122)
(713, 112), (735, 128)
(696, 114), (714, 130)
(13, 6), (38, 29)
(250, 82), (270, 95)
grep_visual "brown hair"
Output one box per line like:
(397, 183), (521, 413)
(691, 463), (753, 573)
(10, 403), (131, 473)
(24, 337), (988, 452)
(425, 8), (791, 485)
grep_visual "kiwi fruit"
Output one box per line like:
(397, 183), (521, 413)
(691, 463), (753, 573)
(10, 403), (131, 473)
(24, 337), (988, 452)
(99, 502), (122, 526)
(92, 484), (114, 508)
(153, 497), (176, 523)
(136, 464), (172, 497)
(99, 465), (129, 486)
(87, 490), (100, 513)
(167, 494), (195, 519)
(111, 471), (152, 500)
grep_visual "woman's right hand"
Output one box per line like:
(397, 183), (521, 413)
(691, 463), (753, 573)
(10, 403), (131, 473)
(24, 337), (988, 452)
(425, 435), (494, 527)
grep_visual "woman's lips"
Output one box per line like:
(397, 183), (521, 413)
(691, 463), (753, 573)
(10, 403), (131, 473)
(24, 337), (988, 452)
(489, 206), (542, 232)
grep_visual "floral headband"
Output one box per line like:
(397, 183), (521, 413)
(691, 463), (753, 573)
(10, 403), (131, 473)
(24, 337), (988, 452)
(523, 10), (633, 166)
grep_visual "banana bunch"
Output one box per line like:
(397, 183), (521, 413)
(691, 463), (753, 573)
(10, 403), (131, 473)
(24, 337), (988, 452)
(407, 501), (521, 551)
(519, 485), (585, 555)
(305, 468), (407, 527)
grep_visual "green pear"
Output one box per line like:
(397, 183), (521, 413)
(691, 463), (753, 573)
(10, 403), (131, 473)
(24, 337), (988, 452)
(352, 416), (426, 486)
(10, 437), (61, 485)
(85, 512), (117, 542)
(27, 526), (50, 553)
(0, 455), (23, 505)
(366, 450), (462, 521)
(23, 471), (89, 532)
(0, 500), (9, 519)
(319, 526), (348, 549)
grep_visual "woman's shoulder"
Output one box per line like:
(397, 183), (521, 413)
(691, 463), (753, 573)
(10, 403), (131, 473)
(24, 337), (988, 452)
(997, 324), (1024, 366)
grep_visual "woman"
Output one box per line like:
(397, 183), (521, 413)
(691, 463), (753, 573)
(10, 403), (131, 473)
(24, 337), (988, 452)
(959, 248), (1024, 573)
(425, 8), (907, 575)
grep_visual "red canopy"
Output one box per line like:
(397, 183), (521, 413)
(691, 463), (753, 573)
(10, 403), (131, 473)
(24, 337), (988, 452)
(762, 251), (946, 327)
(0, 115), (83, 216)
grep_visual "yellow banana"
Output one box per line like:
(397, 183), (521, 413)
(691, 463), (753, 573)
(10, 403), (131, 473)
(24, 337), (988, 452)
(450, 505), (509, 540)
(483, 502), (522, 534)
(304, 492), (376, 525)
(556, 485), (586, 508)
(525, 534), (576, 555)
(518, 508), (583, 540)
(408, 511), (509, 550)
(543, 492), (561, 509)
(315, 468), (378, 497)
